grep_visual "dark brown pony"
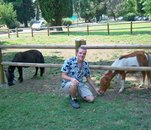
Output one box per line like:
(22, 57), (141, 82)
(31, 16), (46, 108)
(98, 51), (151, 94)
(5, 50), (45, 86)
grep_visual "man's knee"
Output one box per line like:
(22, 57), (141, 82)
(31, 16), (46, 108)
(69, 84), (78, 91)
(84, 96), (95, 102)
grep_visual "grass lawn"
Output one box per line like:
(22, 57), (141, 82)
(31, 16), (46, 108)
(0, 24), (151, 129)
(0, 87), (151, 130)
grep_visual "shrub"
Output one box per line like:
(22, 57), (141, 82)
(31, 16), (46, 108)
(123, 13), (136, 21)
(6, 20), (20, 29)
(62, 18), (72, 26)
(0, 2), (17, 28)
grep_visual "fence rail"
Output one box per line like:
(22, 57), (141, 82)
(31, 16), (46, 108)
(0, 45), (75, 49)
(81, 44), (151, 49)
(1, 44), (151, 50)
(2, 61), (151, 71)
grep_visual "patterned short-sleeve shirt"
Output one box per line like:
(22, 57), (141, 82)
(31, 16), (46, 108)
(61, 57), (90, 88)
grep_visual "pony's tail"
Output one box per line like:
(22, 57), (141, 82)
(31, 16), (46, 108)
(40, 54), (45, 76)
(147, 53), (151, 83)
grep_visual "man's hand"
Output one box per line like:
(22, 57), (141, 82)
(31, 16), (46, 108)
(70, 78), (79, 86)
(96, 88), (104, 96)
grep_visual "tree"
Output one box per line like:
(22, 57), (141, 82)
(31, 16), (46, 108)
(124, 0), (138, 14)
(80, 0), (104, 22)
(136, 0), (145, 16)
(33, 0), (40, 21)
(73, 0), (80, 19)
(80, 0), (93, 22)
(141, 0), (151, 19)
(95, 1), (107, 22)
(38, 0), (73, 29)
(106, 0), (126, 20)
(3, 0), (35, 27)
(15, 0), (35, 27)
(0, 2), (17, 28)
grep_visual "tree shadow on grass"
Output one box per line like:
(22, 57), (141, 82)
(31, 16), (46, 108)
(0, 41), (10, 45)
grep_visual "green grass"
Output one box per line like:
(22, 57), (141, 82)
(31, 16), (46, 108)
(0, 22), (151, 129)
(1, 33), (151, 46)
(0, 21), (151, 45)
(0, 88), (151, 130)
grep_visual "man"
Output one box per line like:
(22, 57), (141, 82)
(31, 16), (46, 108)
(61, 47), (98, 109)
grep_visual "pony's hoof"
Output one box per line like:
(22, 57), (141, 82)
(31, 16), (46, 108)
(19, 80), (23, 83)
(118, 89), (124, 93)
(138, 84), (144, 88)
(97, 91), (105, 96)
(8, 82), (15, 86)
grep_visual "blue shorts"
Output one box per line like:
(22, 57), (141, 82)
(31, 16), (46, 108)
(61, 82), (93, 98)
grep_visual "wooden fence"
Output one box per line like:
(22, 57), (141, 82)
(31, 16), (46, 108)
(1, 40), (151, 84)
(0, 21), (151, 38)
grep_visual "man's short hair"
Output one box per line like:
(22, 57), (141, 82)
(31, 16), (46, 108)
(78, 46), (87, 51)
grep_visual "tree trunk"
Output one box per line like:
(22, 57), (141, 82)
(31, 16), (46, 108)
(24, 21), (28, 27)
(36, 6), (40, 21)
(55, 18), (63, 31)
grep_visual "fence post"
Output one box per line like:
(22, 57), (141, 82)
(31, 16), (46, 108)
(67, 25), (69, 36)
(0, 49), (5, 84)
(31, 28), (34, 37)
(75, 39), (86, 55)
(107, 23), (110, 35)
(130, 21), (133, 34)
(8, 28), (10, 38)
(16, 27), (19, 37)
(87, 24), (89, 35)
(47, 25), (50, 36)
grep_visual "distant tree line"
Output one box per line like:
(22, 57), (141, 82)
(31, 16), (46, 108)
(0, 0), (150, 28)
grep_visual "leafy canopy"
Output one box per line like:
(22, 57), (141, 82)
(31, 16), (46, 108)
(0, 2), (17, 28)
(38, 0), (73, 26)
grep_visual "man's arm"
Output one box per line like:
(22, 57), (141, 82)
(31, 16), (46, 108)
(86, 77), (99, 95)
(61, 72), (72, 81)
(61, 72), (79, 86)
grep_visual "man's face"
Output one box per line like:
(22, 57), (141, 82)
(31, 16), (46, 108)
(77, 48), (87, 62)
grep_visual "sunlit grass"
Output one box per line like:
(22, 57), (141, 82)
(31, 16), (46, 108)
(0, 21), (151, 45)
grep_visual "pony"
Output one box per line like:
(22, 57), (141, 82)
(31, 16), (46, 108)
(5, 50), (45, 86)
(98, 51), (151, 94)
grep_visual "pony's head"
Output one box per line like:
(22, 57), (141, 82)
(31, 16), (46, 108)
(98, 71), (114, 94)
(5, 66), (15, 86)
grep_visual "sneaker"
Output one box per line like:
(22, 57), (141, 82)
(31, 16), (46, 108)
(70, 99), (80, 109)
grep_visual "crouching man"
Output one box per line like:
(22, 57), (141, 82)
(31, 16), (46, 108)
(61, 47), (99, 109)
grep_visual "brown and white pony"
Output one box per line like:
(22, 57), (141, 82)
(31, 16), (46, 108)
(98, 51), (151, 94)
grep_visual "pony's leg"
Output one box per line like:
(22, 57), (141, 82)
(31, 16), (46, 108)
(119, 73), (126, 93)
(138, 71), (145, 88)
(18, 67), (23, 82)
(33, 67), (38, 77)
(146, 71), (151, 89)
(119, 80), (125, 93)
(149, 71), (151, 88)
(40, 67), (44, 76)
(138, 81), (144, 88)
(114, 74), (122, 88)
